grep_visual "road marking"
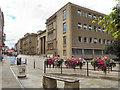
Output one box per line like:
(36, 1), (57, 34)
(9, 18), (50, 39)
(10, 66), (25, 90)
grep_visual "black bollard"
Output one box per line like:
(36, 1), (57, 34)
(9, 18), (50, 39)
(34, 60), (35, 69)
(87, 62), (89, 76)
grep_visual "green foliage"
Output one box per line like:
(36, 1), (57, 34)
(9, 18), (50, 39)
(104, 39), (120, 58)
(93, 6), (120, 39)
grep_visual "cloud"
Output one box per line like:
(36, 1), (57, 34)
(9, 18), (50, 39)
(7, 15), (16, 20)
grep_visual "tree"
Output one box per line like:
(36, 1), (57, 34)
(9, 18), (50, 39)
(104, 39), (120, 59)
(93, 1), (120, 39)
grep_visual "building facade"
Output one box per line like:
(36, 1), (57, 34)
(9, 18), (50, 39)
(21, 33), (37, 55)
(46, 2), (115, 59)
(36, 30), (46, 55)
(0, 8), (5, 56)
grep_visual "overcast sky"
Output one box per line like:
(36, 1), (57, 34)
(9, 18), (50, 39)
(0, 0), (118, 48)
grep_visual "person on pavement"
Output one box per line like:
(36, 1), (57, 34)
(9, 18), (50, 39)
(10, 53), (16, 65)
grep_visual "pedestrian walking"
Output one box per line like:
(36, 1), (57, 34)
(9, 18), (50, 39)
(1, 52), (4, 61)
(10, 53), (16, 65)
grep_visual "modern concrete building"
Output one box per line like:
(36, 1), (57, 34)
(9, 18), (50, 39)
(36, 30), (46, 55)
(46, 2), (115, 59)
(21, 33), (37, 55)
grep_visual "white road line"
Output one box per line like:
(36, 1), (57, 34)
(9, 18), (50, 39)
(10, 66), (25, 90)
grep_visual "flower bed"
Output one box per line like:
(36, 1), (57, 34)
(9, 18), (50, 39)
(91, 56), (116, 74)
(64, 57), (86, 69)
(45, 57), (64, 68)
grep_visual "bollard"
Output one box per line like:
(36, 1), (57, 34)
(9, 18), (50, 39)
(25, 59), (27, 65)
(87, 62), (89, 76)
(61, 64), (62, 74)
(34, 60), (35, 69)
(44, 61), (46, 73)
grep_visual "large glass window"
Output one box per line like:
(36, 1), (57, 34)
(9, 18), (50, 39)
(107, 40), (110, 45)
(89, 25), (92, 30)
(94, 38), (97, 44)
(77, 10), (81, 16)
(63, 10), (66, 20)
(63, 23), (66, 33)
(103, 39), (106, 44)
(63, 36), (66, 46)
(83, 11), (87, 17)
(99, 39), (102, 44)
(78, 23), (82, 29)
(103, 28), (105, 33)
(94, 26), (97, 32)
(98, 27), (101, 32)
(88, 13), (92, 19)
(84, 24), (87, 29)
(78, 36), (82, 42)
(93, 15), (96, 19)
(63, 50), (66, 56)
(89, 37), (92, 43)
(84, 37), (87, 42)
(72, 48), (82, 55)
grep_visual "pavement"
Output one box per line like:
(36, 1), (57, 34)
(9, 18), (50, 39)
(1, 54), (120, 89)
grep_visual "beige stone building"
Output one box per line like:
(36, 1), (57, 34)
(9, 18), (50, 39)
(0, 8), (5, 46)
(36, 30), (46, 55)
(46, 2), (114, 59)
(21, 33), (37, 55)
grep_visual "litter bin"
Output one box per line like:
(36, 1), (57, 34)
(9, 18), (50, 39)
(18, 64), (26, 78)
(17, 58), (21, 65)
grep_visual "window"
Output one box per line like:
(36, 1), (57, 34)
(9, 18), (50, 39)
(63, 23), (66, 33)
(84, 24), (87, 29)
(77, 10), (81, 16)
(107, 40), (110, 45)
(63, 50), (66, 56)
(84, 37), (87, 42)
(93, 15), (96, 19)
(99, 39), (101, 44)
(89, 25), (92, 30)
(94, 49), (102, 55)
(83, 11), (87, 17)
(94, 26), (97, 32)
(63, 10), (66, 20)
(88, 13), (92, 19)
(72, 48), (82, 55)
(84, 49), (93, 55)
(103, 28), (105, 33)
(78, 36), (82, 42)
(89, 37), (92, 43)
(98, 27), (101, 32)
(111, 40), (113, 44)
(63, 36), (66, 46)
(48, 23), (53, 30)
(94, 38), (97, 44)
(78, 23), (82, 29)
(48, 43), (53, 50)
(103, 39), (106, 44)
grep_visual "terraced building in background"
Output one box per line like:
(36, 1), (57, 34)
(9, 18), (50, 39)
(46, 2), (115, 59)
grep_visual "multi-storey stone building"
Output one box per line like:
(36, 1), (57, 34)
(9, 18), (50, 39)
(46, 2), (115, 58)
(21, 33), (37, 55)
(0, 8), (5, 56)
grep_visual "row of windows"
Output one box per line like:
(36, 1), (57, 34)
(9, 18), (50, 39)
(77, 10), (101, 19)
(78, 23), (109, 33)
(72, 48), (104, 55)
(78, 36), (112, 44)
